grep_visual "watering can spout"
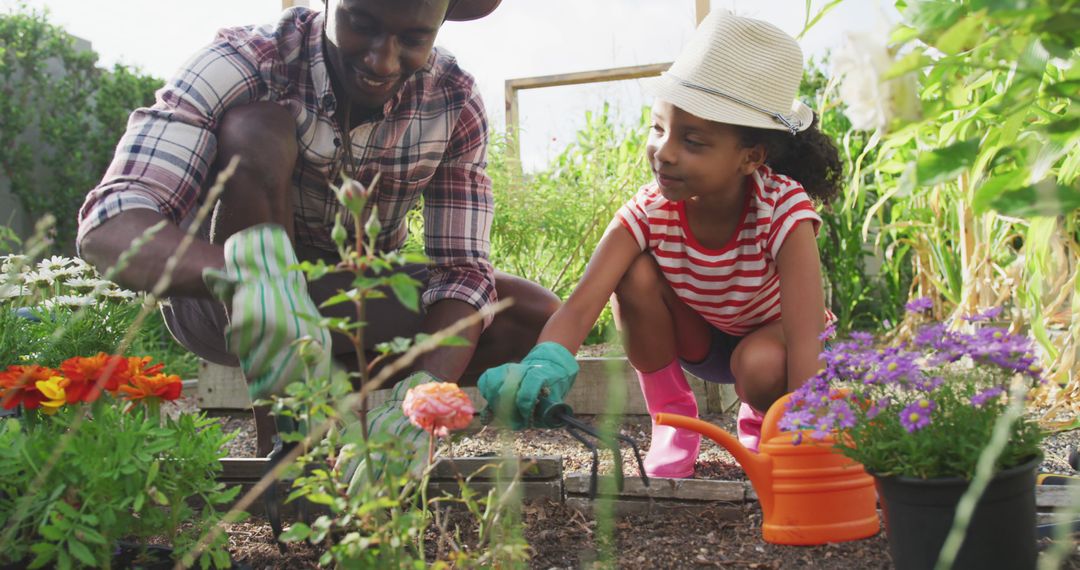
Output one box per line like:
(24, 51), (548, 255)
(654, 412), (774, 514)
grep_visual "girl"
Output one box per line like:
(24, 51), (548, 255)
(479, 12), (841, 478)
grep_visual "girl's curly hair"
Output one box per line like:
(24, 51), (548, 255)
(737, 114), (841, 203)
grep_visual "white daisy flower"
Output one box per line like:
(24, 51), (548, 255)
(38, 255), (73, 272)
(100, 288), (137, 300)
(64, 277), (113, 291)
(0, 283), (29, 300)
(1, 254), (30, 275)
(23, 268), (58, 286)
(54, 295), (96, 307)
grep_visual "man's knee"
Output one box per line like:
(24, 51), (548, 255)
(493, 272), (560, 331)
(216, 101), (298, 187)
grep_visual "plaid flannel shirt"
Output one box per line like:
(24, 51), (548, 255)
(77, 7), (496, 317)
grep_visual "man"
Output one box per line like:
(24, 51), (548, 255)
(78, 0), (560, 455)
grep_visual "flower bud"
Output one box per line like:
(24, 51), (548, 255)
(331, 213), (347, 249)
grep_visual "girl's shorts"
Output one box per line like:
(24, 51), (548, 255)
(678, 327), (743, 384)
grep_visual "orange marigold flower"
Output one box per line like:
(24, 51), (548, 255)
(60, 353), (130, 403)
(401, 382), (475, 437)
(118, 373), (183, 402)
(126, 355), (165, 379)
(0, 365), (58, 410)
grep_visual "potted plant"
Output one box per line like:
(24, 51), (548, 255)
(781, 300), (1045, 570)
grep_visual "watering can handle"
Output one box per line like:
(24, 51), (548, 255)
(760, 392), (796, 443)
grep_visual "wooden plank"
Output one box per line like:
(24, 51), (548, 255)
(1037, 485), (1078, 509)
(566, 497), (744, 518)
(201, 356), (719, 416)
(565, 475), (747, 502)
(429, 480), (563, 502)
(431, 457), (562, 481)
(197, 360), (251, 410)
(505, 63), (670, 91)
(695, 0), (710, 24)
(219, 457), (270, 481)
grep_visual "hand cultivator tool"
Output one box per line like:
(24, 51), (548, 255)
(537, 396), (650, 498)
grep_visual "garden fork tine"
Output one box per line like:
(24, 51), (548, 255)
(564, 423), (602, 498)
(560, 412), (651, 496)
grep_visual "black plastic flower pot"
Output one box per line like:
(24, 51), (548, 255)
(873, 456), (1039, 570)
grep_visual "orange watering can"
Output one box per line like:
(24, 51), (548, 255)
(655, 393), (879, 545)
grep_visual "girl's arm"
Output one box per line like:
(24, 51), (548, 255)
(538, 222), (643, 354)
(775, 221), (827, 391)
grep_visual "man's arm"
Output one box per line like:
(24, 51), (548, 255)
(80, 210), (224, 297)
(76, 33), (268, 295)
(415, 79), (496, 381)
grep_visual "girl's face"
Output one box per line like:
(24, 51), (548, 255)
(646, 100), (763, 203)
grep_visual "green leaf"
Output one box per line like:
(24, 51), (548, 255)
(973, 168), (1027, 212)
(438, 335), (472, 348)
(319, 290), (358, 309)
(987, 181), (1080, 217)
(27, 543), (56, 569)
(278, 522), (311, 543)
(38, 523), (63, 541)
(885, 50), (931, 79)
(903, 0), (964, 34)
(66, 540), (97, 567)
(935, 13), (984, 54)
(916, 139), (981, 187)
(389, 274), (421, 312)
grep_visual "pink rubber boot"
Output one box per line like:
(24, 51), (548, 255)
(637, 360), (700, 478)
(737, 402), (765, 453)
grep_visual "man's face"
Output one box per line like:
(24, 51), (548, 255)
(324, 0), (448, 113)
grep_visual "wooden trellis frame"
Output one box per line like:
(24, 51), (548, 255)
(503, 0), (710, 165)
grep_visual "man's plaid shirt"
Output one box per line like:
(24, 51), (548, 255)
(78, 7), (496, 316)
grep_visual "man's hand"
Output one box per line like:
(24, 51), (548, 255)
(202, 223), (333, 400)
(478, 342), (578, 429)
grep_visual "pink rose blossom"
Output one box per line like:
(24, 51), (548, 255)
(402, 382), (475, 437)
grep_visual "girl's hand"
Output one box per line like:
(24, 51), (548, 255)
(478, 342), (578, 429)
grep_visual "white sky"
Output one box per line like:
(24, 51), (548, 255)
(7, 0), (897, 170)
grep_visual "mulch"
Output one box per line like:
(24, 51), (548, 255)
(162, 397), (1080, 568)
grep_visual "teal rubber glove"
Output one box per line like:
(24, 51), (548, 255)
(478, 342), (578, 429)
(202, 224), (333, 401)
(345, 371), (436, 494)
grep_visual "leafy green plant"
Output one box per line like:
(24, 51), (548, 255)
(828, 0), (1079, 421)
(783, 302), (1044, 479)
(240, 176), (529, 567)
(0, 4), (162, 250)
(487, 105), (650, 343)
(0, 253), (198, 377)
(0, 360), (238, 569)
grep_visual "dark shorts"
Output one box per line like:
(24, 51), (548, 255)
(678, 327), (743, 384)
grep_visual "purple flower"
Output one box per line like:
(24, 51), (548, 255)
(970, 386), (1005, 407)
(826, 400), (857, 430)
(899, 398), (936, 433)
(818, 323), (837, 342)
(850, 331), (875, 346)
(964, 306), (1003, 322)
(905, 297), (934, 313)
(866, 397), (891, 420)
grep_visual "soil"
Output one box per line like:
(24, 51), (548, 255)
(223, 500), (1080, 570)
(164, 398), (1080, 569)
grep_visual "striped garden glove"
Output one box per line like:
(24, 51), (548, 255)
(345, 371), (436, 495)
(202, 224), (333, 401)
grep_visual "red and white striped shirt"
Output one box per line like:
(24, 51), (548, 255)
(616, 166), (825, 336)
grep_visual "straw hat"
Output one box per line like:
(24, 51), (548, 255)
(446, 0), (502, 21)
(647, 11), (814, 134)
